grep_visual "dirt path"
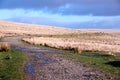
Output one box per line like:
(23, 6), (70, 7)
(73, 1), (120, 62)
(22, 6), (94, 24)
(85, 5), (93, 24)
(1, 37), (119, 80)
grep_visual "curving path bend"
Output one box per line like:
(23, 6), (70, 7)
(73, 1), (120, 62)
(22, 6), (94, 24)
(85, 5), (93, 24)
(1, 37), (119, 80)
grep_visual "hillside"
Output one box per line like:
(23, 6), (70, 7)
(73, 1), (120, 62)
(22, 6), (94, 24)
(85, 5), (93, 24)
(0, 20), (120, 36)
(0, 20), (79, 35)
(0, 20), (120, 80)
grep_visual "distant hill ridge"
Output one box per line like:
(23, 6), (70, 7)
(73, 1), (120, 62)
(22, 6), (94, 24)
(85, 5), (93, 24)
(0, 20), (120, 36)
(0, 20), (78, 35)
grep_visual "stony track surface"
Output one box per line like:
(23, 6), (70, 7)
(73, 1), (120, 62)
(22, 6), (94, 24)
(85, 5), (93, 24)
(2, 37), (119, 80)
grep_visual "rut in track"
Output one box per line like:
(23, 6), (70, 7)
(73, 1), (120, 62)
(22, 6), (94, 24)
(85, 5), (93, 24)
(1, 37), (119, 80)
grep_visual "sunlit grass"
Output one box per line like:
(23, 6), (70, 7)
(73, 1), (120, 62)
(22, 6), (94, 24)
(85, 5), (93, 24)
(63, 51), (120, 77)
(22, 33), (120, 78)
(22, 32), (120, 53)
(0, 48), (25, 80)
(32, 45), (120, 77)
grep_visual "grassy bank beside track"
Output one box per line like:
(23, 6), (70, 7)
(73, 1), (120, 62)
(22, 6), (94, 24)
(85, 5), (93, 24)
(23, 40), (120, 78)
(0, 48), (26, 80)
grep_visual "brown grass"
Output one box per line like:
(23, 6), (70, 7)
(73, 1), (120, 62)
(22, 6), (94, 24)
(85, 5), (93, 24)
(0, 20), (120, 54)
(22, 33), (120, 54)
(1, 20), (120, 36)
(0, 42), (10, 52)
(0, 20), (79, 36)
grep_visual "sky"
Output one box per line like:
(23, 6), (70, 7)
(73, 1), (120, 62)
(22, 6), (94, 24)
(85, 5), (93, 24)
(0, 0), (120, 29)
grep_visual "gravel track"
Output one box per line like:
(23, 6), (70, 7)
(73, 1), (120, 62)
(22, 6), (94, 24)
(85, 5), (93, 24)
(1, 37), (119, 80)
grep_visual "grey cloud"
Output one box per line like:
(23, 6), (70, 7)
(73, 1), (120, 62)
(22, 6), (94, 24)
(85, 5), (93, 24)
(59, 4), (120, 16)
(0, 0), (119, 8)
(0, 0), (120, 16)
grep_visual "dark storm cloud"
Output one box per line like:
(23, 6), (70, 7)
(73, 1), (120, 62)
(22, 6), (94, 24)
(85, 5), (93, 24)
(0, 0), (120, 16)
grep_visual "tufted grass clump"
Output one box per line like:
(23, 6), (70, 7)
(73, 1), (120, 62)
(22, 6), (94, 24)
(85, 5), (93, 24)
(0, 42), (10, 52)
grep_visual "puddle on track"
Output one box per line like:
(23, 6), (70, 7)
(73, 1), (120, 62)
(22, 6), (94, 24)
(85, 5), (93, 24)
(1, 37), (56, 75)
(15, 47), (54, 75)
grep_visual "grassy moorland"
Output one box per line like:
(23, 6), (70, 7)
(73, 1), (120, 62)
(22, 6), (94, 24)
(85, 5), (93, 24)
(63, 51), (120, 77)
(22, 32), (120, 53)
(0, 48), (25, 80)
(29, 45), (120, 77)
(0, 20), (78, 35)
(22, 32), (120, 77)
(0, 37), (26, 80)
(0, 20), (120, 79)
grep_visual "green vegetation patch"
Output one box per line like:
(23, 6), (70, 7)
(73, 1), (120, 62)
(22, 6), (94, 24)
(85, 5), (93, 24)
(63, 51), (120, 77)
(0, 48), (25, 80)
(22, 39), (120, 77)
(48, 32), (109, 38)
(36, 45), (120, 77)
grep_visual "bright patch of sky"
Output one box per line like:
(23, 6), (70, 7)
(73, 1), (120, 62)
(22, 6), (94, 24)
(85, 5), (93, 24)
(0, 9), (119, 23)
